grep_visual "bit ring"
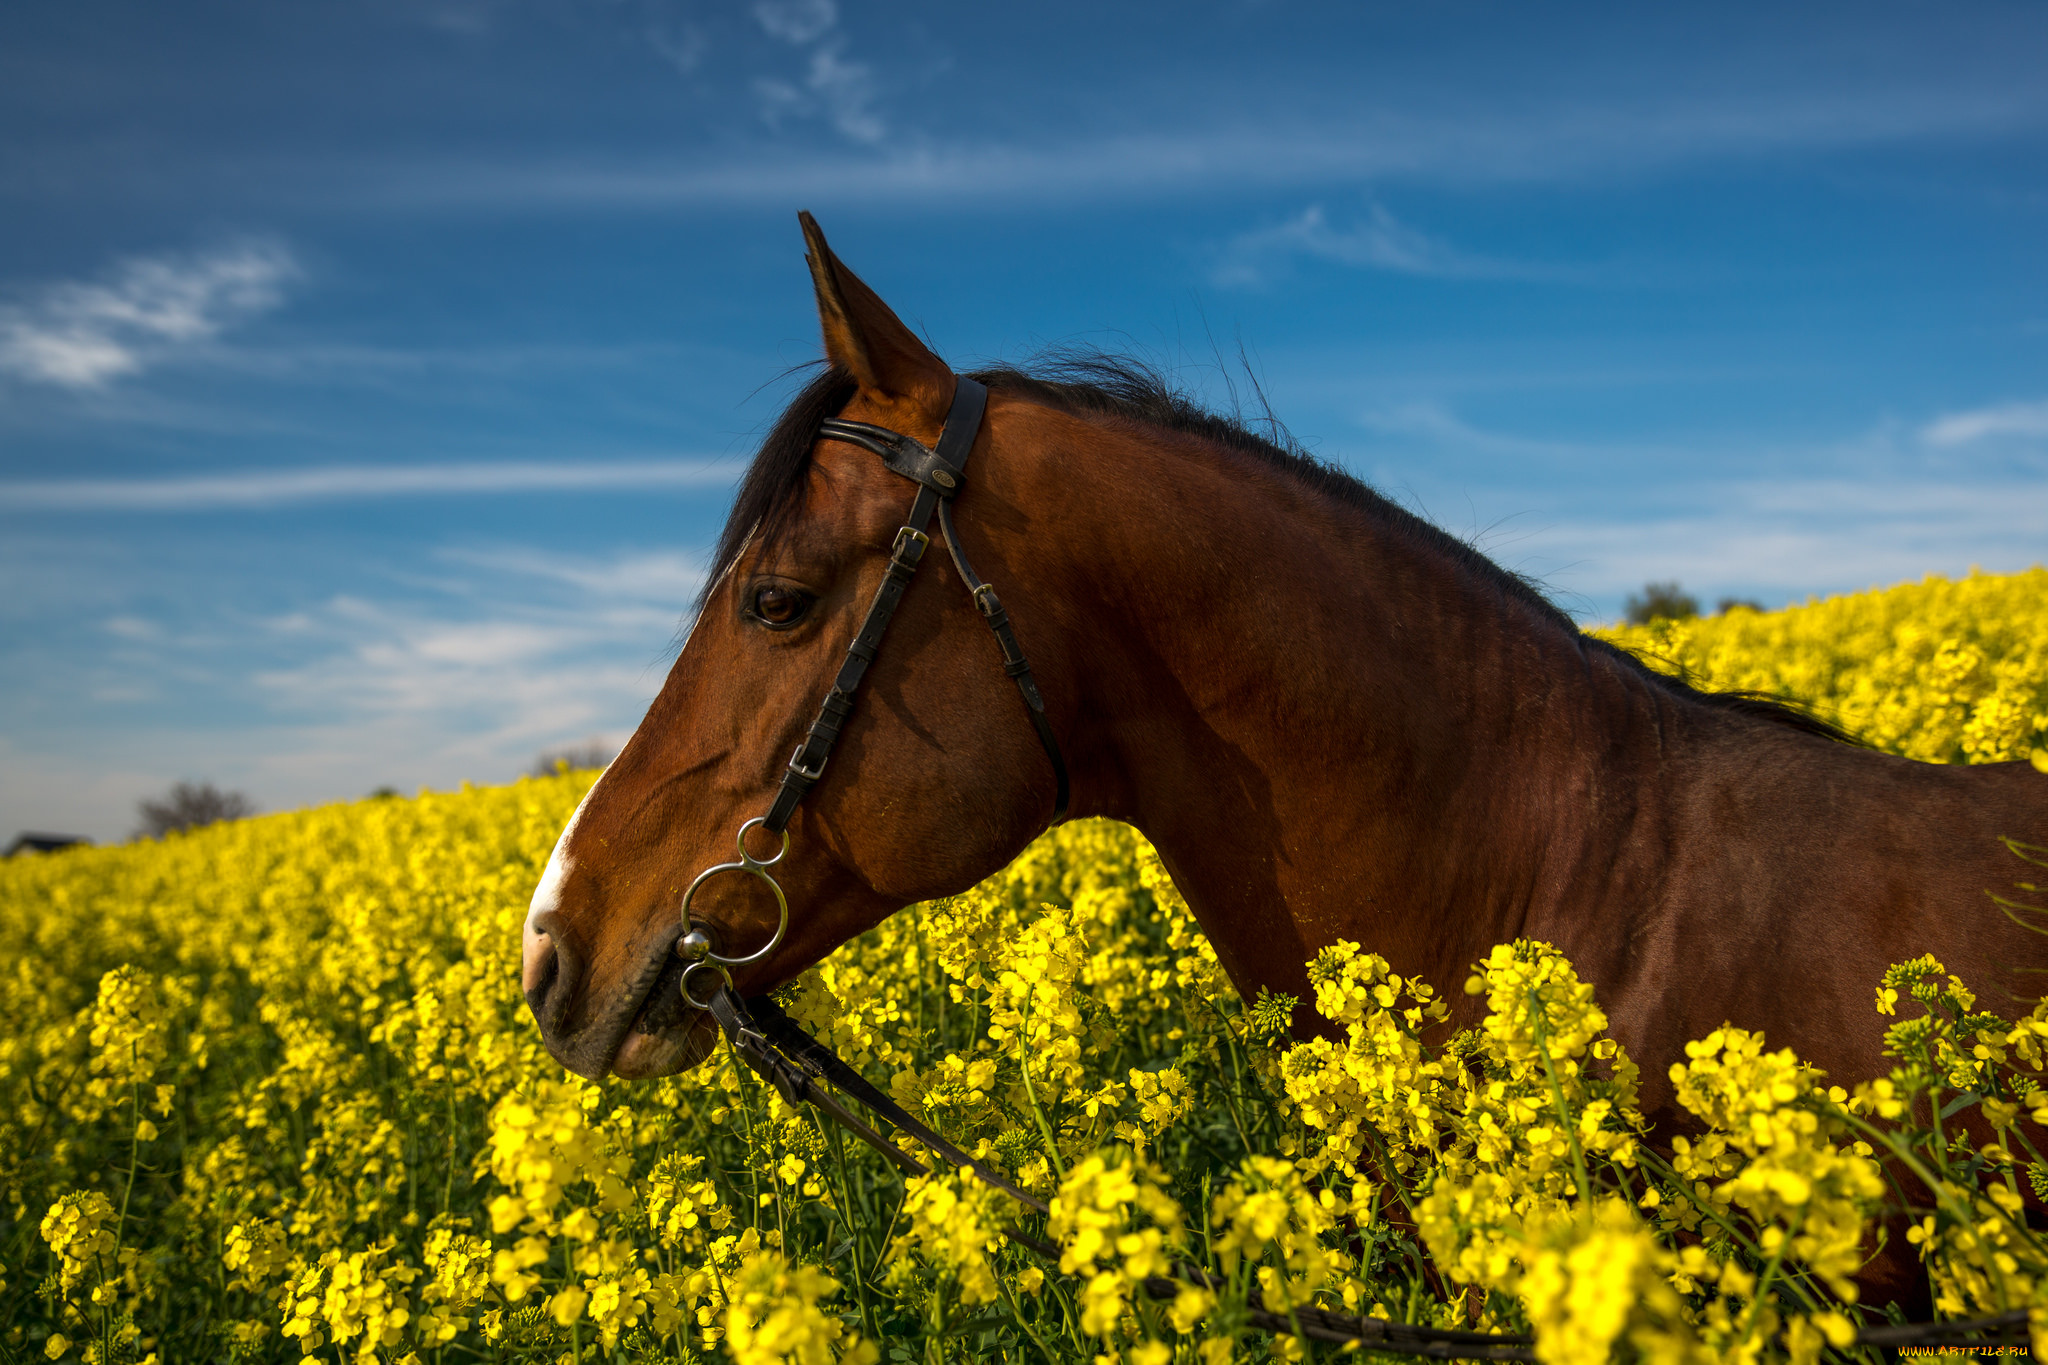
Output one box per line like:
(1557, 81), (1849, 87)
(677, 817), (792, 1009)
(680, 959), (731, 1010)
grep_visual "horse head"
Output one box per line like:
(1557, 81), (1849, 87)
(521, 215), (1073, 1079)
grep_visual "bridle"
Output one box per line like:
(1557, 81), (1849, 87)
(674, 374), (1068, 1011)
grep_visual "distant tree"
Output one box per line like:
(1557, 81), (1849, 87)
(1623, 581), (1700, 625)
(6, 832), (89, 857)
(531, 742), (618, 778)
(368, 786), (401, 800)
(135, 781), (255, 840)
(1716, 596), (1765, 615)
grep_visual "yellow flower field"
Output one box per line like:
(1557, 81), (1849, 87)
(1596, 566), (2048, 766)
(3, 568), (2046, 1365)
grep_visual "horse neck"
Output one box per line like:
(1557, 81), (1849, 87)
(1029, 414), (1679, 1009)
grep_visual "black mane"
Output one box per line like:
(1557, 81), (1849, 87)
(704, 353), (1850, 745)
(972, 354), (1579, 630)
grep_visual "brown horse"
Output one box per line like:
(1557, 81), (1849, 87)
(521, 215), (2048, 1145)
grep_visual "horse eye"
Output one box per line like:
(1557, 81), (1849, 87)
(751, 586), (811, 628)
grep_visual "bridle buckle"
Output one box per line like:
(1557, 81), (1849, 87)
(786, 744), (827, 783)
(891, 526), (930, 564)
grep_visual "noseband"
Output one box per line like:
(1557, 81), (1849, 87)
(677, 375), (1070, 1008)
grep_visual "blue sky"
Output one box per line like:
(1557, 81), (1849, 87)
(2, 0), (2044, 842)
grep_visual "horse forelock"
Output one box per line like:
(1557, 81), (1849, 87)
(697, 364), (859, 615)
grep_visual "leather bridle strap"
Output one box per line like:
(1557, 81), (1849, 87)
(935, 495), (1070, 823)
(709, 984), (1050, 1216)
(759, 375), (1068, 836)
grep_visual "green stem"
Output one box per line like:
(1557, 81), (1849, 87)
(1202, 999), (1259, 1158)
(1528, 996), (1592, 1204)
(1045, 1270), (1088, 1356)
(1275, 1274), (1319, 1365)
(1833, 1105), (2031, 1309)
(913, 902), (927, 1042)
(925, 1277), (946, 1365)
(120, 1071), (143, 1233)
(705, 1255), (734, 1355)
(1996, 1123), (2023, 1205)
(1014, 1001), (1066, 1179)
(1354, 1122), (1426, 1232)
(1734, 1206), (1802, 1345)
(934, 920), (949, 1048)
(997, 1270), (1061, 1365)
(94, 1247), (112, 1365)
(867, 1183), (911, 1288)
(823, 1122), (877, 1340)
(1634, 1150), (1832, 1319)
(725, 1035), (765, 1230)
(443, 1071), (457, 1215)
(1920, 1037), (1952, 1183)
(769, 1116), (788, 1249)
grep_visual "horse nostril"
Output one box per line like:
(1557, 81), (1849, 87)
(522, 937), (557, 1014)
(522, 911), (582, 1029)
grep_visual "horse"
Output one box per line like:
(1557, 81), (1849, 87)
(521, 214), (2048, 1156)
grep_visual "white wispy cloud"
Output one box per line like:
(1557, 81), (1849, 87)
(1339, 401), (2048, 618)
(0, 541), (702, 842)
(1355, 400), (1596, 459)
(1516, 475), (2048, 622)
(753, 44), (884, 144)
(745, 0), (882, 144)
(0, 240), (297, 388)
(804, 45), (882, 144)
(439, 545), (706, 601)
(752, 0), (836, 45)
(1922, 399), (2048, 446)
(242, 577), (681, 794)
(1213, 205), (1498, 286)
(645, 19), (707, 74)
(0, 458), (741, 511)
(103, 616), (165, 642)
(367, 84), (2045, 211)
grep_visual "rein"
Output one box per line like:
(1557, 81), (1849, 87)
(662, 373), (2028, 1359)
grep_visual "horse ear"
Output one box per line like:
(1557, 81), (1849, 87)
(798, 211), (951, 404)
